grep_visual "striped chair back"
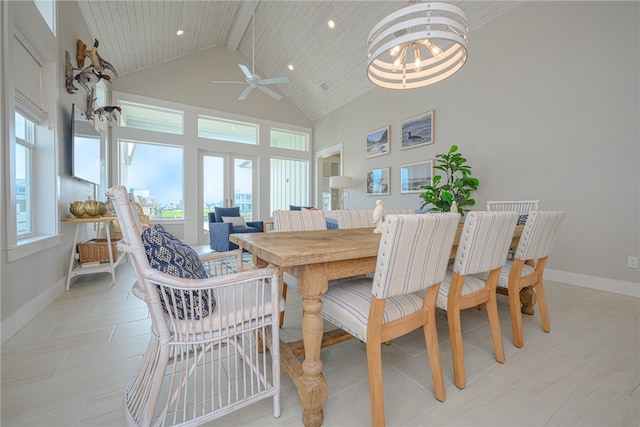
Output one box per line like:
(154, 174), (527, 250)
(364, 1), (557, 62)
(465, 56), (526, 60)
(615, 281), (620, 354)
(486, 200), (539, 215)
(515, 211), (566, 261)
(453, 211), (519, 276)
(272, 209), (327, 231)
(371, 213), (460, 299)
(337, 210), (374, 229)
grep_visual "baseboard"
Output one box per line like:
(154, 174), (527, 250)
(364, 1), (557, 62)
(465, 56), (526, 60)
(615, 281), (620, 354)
(546, 269), (640, 298)
(1, 279), (65, 344)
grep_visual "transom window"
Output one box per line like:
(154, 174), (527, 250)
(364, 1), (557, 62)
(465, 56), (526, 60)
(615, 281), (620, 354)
(270, 129), (308, 151)
(198, 116), (258, 145)
(119, 101), (184, 135)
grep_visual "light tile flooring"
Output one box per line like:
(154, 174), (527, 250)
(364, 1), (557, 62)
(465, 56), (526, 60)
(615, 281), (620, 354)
(2, 259), (639, 426)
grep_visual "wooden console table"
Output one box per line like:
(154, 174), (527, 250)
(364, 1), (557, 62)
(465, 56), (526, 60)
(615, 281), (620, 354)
(62, 216), (125, 290)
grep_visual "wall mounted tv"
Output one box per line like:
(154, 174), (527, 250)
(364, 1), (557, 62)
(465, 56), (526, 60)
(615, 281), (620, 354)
(71, 103), (101, 185)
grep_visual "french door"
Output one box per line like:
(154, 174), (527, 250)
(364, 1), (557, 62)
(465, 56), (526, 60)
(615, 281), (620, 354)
(201, 152), (256, 243)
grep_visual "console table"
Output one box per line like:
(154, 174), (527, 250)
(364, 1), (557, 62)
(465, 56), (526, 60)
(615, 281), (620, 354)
(62, 216), (125, 290)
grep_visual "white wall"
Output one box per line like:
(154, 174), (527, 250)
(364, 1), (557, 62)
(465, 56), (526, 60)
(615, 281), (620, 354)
(314, 1), (639, 290)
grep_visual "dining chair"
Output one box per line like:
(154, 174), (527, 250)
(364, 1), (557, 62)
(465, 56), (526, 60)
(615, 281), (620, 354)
(272, 209), (328, 327)
(486, 200), (539, 217)
(320, 213), (461, 426)
(108, 185), (282, 427)
(475, 210), (566, 348)
(337, 209), (374, 229)
(434, 211), (519, 389)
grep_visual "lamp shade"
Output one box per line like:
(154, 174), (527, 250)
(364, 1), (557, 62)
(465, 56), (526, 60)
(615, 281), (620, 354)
(329, 176), (353, 189)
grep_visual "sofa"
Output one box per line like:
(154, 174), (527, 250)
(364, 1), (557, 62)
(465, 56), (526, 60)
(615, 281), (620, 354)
(208, 207), (263, 251)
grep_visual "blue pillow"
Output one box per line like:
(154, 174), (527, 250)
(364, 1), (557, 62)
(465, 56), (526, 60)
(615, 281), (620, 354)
(289, 205), (314, 211)
(142, 225), (214, 319)
(214, 206), (240, 222)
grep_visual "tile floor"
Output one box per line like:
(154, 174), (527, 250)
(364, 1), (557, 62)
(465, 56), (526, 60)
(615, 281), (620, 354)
(2, 258), (639, 426)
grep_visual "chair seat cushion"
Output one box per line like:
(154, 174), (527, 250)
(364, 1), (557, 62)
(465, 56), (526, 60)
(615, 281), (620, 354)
(171, 284), (285, 335)
(436, 271), (488, 310)
(320, 278), (425, 342)
(474, 260), (535, 289)
(142, 224), (214, 319)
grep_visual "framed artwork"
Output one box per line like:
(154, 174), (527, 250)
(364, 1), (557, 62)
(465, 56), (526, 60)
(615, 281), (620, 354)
(401, 110), (434, 150)
(400, 160), (434, 194)
(366, 167), (390, 196)
(366, 126), (390, 158)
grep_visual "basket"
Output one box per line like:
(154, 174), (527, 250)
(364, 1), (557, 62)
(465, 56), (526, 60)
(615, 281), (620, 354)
(77, 239), (119, 263)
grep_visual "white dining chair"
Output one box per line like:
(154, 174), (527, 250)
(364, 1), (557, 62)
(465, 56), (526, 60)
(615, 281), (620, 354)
(475, 210), (566, 348)
(486, 200), (539, 216)
(337, 209), (374, 229)
(434, 211), (519, 389)
(320, 213), (460, 426)
(109, 185), (282, 427)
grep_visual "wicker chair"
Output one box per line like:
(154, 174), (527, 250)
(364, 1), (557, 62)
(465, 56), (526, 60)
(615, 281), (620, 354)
(475, 210), (566, 348)
(108, 185), (282, 427)
(320, 213), (460, 426)
(434, 211), (519, 389)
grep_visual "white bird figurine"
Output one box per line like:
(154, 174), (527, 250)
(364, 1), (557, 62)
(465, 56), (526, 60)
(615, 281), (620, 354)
(450, 200), (458, 213)
(373, 199), (385, 234)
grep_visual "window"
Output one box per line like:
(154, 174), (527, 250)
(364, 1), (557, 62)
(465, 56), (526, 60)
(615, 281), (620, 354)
(270, 158), (309, 212)
(15, 112), (34, 236)
(198, 116), (258, 145)
(270, 129), (308, 151)
(119, 140), (184, 219)
(34, 0), (56, 34)
(119, 102), (184, 135)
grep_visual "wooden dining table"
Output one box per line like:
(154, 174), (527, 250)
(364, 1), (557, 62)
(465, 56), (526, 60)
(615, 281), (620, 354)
(231, 223), (523, 427)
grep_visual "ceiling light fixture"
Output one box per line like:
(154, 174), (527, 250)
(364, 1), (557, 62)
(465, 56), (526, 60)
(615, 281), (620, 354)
(367, 1), (468, 89)
(176, 30), (184, 36)
(328, 20), (335, 29)
(288, 64), (294, 71)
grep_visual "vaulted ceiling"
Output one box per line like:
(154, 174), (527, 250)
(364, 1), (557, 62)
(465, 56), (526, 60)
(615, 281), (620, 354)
(77, 1), (521, 121)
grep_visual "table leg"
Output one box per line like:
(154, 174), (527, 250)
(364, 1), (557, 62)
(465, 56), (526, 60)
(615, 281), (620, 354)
(296, 266), (329, 427)
(520, 288), (537, 315)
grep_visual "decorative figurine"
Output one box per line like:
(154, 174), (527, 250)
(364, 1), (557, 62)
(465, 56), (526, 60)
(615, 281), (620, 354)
(373, 199), (384, 234)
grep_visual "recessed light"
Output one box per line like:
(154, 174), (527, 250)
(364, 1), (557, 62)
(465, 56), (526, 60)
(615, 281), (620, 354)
(176, 30), (184, 36)
(288, 64), (294, 71)
(327, 20), (335, 29)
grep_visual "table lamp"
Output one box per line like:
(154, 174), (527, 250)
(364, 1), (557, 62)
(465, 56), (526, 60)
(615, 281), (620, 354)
(329, 176), (352, 210)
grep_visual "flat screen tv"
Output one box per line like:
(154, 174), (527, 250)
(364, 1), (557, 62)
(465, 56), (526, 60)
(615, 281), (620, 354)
(71, 103), (101, 185)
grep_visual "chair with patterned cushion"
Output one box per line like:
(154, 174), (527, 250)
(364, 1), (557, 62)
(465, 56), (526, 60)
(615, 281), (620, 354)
(475, 210), (565, 348)
(321, 213), (460, 426)
(337, 209), (374, 229)
(108, 186), (282, 427)
(272, 209), (327, 326)
(208, 206), (263, 252)
(487, 200), (539, 223)
(434, 211), (519, 389)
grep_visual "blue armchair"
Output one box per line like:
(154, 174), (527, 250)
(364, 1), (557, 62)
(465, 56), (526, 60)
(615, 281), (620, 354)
(208, 207), (264, 251)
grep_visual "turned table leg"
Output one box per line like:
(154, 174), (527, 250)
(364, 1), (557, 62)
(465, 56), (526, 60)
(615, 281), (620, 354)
(520, 288), (537, 315)
(297, 266), (329, 427)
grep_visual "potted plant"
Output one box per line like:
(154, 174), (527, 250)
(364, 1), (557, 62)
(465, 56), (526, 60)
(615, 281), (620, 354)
(418, 145), (479, 216)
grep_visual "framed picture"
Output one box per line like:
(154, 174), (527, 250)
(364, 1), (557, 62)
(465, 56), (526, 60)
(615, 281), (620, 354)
(366, 126), (390, 158)
(401, 110), (434, 150)
(366, 167), (390, 196)
(401, 160), (434, 194)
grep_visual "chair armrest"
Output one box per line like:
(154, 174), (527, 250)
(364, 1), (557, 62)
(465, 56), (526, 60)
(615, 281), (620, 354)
(209, 222), (233, 251)
(200, 249), (244, 276)
(247, 221), (264, 232)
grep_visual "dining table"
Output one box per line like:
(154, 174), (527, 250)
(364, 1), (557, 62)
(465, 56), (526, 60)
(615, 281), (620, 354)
(230, 222), (524, 427)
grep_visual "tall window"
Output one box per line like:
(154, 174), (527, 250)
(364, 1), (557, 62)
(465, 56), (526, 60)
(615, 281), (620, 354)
(270, 158), (309, 213)
(15, 112), (35, 236)
(119, 140), (184, 219)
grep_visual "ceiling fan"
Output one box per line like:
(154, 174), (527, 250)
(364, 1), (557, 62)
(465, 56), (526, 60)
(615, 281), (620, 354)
(211, 13), (289, 101)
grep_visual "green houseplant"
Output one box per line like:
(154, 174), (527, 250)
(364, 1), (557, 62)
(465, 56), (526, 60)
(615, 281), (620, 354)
(418, 145), (479, 216)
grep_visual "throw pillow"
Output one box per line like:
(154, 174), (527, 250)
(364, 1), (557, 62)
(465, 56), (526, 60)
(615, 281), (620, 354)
(141, 224), (214, 319)
(222, 216), (248, 227)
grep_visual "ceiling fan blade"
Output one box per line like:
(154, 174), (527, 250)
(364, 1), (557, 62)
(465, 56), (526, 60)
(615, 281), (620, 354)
(238, 64), (253, 81)
(257, 85), (282, 101)
(239, 85), (254, 100)
(211, 80), (246, 84)
(260, 76), (289, 85)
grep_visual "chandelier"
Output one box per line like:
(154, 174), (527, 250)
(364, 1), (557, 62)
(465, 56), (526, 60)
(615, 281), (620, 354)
(367, 1), (469, 89)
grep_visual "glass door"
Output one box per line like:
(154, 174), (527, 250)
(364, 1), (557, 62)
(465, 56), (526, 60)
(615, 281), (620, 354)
(201, 153), (256, 243)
